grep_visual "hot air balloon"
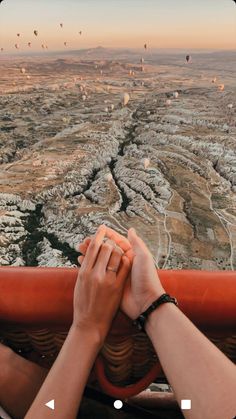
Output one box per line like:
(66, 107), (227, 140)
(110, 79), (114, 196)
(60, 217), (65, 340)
(142, 158), (150, 169)
(60, 23), (63, 28)
(26, 75), (31, 80)
(105, 173), (113, 182)
(79, 31), (82, 35)
(173, 91), (179, 99)
(144, 43), (147, 50)
(28, 42), (31, 48)
(41, 44), (45, 49)
(34, 30), (38, 37)
(218, 84), (225, 91)
(17, 33), (20, 37)
(122, 92), (130, 106)
(64, 42), (67, 47)
(186, 55), (191, 63)
(15, 44), (19, 49)
(0, 48), (3, 52)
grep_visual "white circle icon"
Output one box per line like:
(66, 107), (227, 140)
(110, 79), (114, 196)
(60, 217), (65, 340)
(114, 400), (123, 410)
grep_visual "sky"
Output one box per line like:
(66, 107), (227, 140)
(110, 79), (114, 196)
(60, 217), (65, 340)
(0, 0), (236, 53)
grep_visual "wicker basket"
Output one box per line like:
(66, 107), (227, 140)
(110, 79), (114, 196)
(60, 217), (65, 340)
(0, 267), (235, 398)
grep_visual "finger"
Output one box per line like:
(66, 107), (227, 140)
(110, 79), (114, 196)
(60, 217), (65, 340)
(128, 228), (149, 255)
(106, 245), (123, 274)
(116, 255), (131, 288)
(77, 255), (84, 265)
(76, 237), (91, 254)
(82, 225), (106, 270)
(94, 239), (116, 272)
(105, 227), (132, 253)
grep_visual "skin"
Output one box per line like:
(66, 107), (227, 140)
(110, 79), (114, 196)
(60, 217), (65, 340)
(0, 344), (48, 419)
(25, 225), (131, 419)
(79, 227), (236, 419)
(1, 225), (235, 418)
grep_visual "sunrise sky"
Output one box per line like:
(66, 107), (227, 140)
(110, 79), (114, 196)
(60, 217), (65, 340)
(0, 0), (236, 53)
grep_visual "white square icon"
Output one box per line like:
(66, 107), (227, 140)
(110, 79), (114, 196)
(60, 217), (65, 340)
(181, 399), (191, 410)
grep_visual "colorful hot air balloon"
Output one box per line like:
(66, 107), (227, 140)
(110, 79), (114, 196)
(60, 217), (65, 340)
(79, 31), (82, 35)
(64, 42), (67, 47)
(105, 173), (113, 182)
(186, 55), (191, 63)
(28, 42), (31, 48)
(142, 158), (150, 169)
(60, 23), (63, 28)
(17, 33), (20, 37)
(144, 43), (147, 50)
(218, 84), (225, 92)
(122, 92), (130, 106)
(34, 30), (38, 36)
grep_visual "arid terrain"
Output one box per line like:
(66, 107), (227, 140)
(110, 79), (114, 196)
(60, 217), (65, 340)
(0, 49), (236, 270)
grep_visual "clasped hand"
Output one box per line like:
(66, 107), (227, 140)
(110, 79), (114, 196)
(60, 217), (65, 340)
(73, 225), (165, 343)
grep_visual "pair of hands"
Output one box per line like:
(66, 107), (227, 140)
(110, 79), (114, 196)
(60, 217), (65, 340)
(73, 225), (165, 343)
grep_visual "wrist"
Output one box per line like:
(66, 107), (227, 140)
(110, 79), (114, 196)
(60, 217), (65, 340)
(70, 322), (105, 349)
(139, 288), (166, 314)
(145, 301), (177, 336)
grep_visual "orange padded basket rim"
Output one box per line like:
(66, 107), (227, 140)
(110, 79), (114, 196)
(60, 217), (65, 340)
(0, 267), (235, 331)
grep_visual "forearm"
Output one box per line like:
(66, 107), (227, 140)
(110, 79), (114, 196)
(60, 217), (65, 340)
(0, 344), (47, 419)
(25, 325), (102, 419)
(146, 303), (236, 419)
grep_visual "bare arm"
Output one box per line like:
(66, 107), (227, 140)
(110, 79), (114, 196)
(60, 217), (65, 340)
(25, 325), (101, 419)
(146, 303), (236, 419)
(128, 228), (236, 419)
(79, 226), (236, 419)
(25, 225), (130, 419)
(0, 344), (47, 419)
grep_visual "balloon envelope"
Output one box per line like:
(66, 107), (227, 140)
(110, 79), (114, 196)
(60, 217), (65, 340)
(122, 93), (130, 106)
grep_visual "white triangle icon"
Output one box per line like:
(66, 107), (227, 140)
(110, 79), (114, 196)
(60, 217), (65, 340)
(45, 400), (55, 410)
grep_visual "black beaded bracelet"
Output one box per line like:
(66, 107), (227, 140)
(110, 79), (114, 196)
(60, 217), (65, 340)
(134, 293), (178, 331)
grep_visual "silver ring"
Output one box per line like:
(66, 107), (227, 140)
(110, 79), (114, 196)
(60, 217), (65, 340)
(107, 266), (118, 273)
